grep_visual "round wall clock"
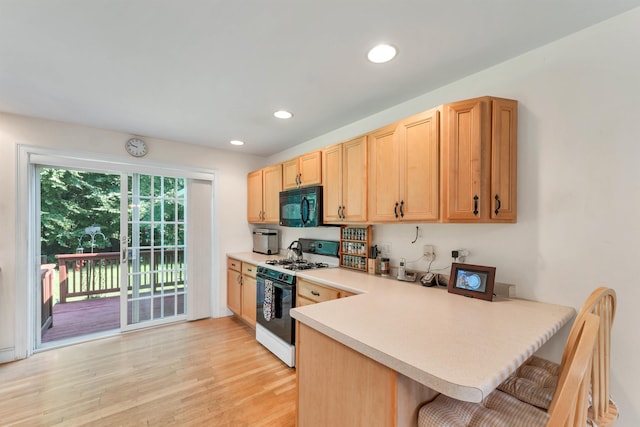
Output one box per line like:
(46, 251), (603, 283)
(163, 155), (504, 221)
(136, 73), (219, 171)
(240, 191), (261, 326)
(125, 137), (148, 157)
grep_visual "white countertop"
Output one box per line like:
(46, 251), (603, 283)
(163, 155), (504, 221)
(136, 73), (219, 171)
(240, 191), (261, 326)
(289, 267), (575, 403)
(227, 251), (281, 265)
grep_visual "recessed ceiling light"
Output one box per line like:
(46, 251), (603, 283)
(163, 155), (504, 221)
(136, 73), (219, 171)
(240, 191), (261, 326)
(367, 44), (397, 63)
(274, 110), (293, 119)
(229, 140), (245, 146)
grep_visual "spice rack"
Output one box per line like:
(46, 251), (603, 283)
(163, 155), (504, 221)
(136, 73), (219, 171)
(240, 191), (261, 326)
(339, 225), (371, 272)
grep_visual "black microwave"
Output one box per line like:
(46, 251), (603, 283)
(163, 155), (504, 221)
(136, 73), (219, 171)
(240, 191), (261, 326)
(279, 186), (323, 227)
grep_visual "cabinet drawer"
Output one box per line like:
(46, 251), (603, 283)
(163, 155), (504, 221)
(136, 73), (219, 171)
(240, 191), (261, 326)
(296, 295), (316, 307)
(227, 258), (241, 272)
(297, 279), (340, 303)
(242, 262), (257, 278)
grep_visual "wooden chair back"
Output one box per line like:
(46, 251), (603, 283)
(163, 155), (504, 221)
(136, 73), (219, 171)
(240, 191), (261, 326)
(559, 287), (617, 425)
(547, 313), (600, 427)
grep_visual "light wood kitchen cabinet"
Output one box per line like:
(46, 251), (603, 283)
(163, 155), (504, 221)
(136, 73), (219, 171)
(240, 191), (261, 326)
(226, 258), (258, 328)
(296, 277), (354, 307)
(247, 164), (282, 223)
(296, 324), (436, 426)
(322, 136), (368, 223)
(441, 96), (517, 222)
(241, 262), (257, 327)
(283, 151), (322, 190)
(226, 258), (242, 316)
(368, 108), (440, 222)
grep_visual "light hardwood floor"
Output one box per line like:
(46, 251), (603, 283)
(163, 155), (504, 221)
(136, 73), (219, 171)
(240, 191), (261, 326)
(0, 317), (296, 426)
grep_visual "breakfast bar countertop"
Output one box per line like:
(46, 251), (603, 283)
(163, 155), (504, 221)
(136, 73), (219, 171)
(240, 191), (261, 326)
(290, 268), (575, 403)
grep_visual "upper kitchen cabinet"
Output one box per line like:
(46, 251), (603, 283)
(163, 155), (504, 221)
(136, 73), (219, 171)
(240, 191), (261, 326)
(441, 97), (517, 223)
(247, 164), (282, 223)
(368, 108), (440, 222)
(322, 136), (368, 223)
(283, 151), (322, 190)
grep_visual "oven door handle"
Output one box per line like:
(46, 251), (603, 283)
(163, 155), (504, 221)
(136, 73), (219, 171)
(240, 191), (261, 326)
(270, 281), (293, 292)
(257, 276), (293, 291)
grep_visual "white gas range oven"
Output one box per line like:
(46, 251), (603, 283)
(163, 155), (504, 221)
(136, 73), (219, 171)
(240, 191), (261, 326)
(255, 239), (339, 367)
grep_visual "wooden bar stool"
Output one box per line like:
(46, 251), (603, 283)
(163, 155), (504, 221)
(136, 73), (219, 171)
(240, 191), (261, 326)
(497, 287), (617, 426)
(418, 312), (600, 427)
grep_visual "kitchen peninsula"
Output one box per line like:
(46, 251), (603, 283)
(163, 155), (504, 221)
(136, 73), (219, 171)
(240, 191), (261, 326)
(290, 268), (575, 426)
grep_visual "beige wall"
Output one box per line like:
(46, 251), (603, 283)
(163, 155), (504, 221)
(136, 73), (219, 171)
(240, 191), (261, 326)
(0, 113), (262, 359)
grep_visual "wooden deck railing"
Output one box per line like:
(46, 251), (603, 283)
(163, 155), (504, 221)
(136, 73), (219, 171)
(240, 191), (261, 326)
(41, 263), (56, 332)
(55, 250), (185, 303)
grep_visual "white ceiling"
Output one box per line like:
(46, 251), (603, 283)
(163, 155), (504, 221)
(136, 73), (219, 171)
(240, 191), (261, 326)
(1, 1), (639, 156)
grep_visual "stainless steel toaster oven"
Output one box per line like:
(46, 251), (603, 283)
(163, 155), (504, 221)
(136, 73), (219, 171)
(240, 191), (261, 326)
(253, 228), (279, 255)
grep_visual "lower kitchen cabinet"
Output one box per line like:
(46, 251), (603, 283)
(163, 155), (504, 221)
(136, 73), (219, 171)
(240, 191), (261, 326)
(241, 262), (257, 327)
(226, 258), (242, 315)
(296, 323), (437, 426)
(226, 257), (258, 328)
(296, 278), (353, 307)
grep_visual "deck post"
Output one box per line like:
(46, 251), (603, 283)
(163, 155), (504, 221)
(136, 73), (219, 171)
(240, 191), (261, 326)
(57, 257), (69, 304)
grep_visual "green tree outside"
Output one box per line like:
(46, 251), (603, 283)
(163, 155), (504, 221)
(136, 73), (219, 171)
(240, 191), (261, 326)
(40, 168), (121, 262)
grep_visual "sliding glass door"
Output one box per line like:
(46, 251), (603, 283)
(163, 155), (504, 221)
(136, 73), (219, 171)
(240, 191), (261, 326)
(120, 173), (187, 329)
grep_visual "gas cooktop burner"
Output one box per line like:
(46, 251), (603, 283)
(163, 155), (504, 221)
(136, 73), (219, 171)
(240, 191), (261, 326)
(264, 259), (329, 271)
(285, 262), (329, 271)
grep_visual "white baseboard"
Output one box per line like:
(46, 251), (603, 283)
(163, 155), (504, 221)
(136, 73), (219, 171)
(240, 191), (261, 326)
(0, 347), (17, 364)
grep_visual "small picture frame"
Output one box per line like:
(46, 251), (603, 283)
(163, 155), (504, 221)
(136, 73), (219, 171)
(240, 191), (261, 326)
(448, 263), (496, 301)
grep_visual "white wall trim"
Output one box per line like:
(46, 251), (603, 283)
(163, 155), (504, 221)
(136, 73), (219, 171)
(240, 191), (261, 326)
(26, 144), (216, 181)
(0, 348), (16, 364)
(15, 145), (36, 359)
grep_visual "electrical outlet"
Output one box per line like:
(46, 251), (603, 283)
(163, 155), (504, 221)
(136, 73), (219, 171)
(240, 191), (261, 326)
(452, 249), (469, 262)
(423, 245), (435, 261)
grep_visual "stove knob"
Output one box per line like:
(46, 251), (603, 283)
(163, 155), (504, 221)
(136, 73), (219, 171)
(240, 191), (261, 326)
(278, 273), (284, 281)
(283, 274), (290, 282)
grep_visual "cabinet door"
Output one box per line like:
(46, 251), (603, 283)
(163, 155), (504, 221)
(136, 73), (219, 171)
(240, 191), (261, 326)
(299, 151), (322, 187)
(322, 143), (343, 223)
(241, 274), (257, 327)
(368, 123), (401, 222)
(490, 98), (517, 222)
(262, 164), (283, 223)
(442, 97), (490, 222)
(247, 169), (264, 223)
(342, 136), (368, 222)
(282, 158), (300, 190)
(227, 268), (242, 315)
(400, 108), (440, 221)
(297, 324), (397, 426)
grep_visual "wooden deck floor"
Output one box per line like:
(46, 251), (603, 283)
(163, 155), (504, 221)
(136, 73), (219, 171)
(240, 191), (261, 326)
(42, 296), (120, 343)
(3, 317), (296, 426)
(42, 295), (186, 344)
